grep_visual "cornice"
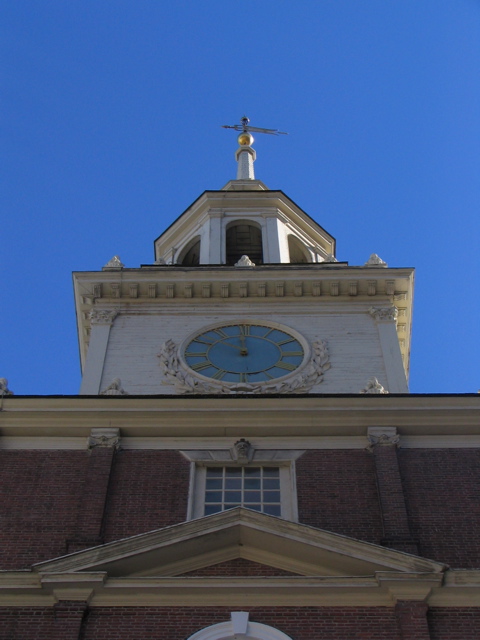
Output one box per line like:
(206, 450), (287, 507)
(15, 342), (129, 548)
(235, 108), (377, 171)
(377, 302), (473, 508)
(73, 265), (414, 374)
(1, 395), (479, 439)
(0, 571), (479, 608)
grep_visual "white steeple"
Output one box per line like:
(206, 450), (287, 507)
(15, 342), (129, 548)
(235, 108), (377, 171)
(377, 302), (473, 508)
(235, 133), (256, 180)
(222, 116), (288, 182)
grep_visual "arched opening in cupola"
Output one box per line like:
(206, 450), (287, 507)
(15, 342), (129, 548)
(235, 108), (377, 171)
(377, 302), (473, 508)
(226, 221), (263, 265)
(178, 236), (201, 266)
(288, 235), (311, 263)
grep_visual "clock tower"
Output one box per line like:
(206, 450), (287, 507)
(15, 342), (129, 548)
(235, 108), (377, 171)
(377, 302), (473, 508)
(75, 126), (412, 396)
(2, 121), (480, 639)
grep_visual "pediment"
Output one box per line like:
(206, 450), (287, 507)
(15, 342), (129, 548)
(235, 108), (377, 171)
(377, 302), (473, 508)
(34, 508), (444, 579)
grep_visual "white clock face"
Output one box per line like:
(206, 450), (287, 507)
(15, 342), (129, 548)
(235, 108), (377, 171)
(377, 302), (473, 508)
(183, 323), (305, 384)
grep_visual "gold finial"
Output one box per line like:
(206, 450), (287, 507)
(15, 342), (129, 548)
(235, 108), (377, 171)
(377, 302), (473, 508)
(238, 131), (254, 146)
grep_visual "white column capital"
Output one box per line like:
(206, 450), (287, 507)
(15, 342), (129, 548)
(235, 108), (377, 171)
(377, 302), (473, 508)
(369, 306), (398, 323)
(87, 428), (121, 450)
(89, 309), (119, 325)
(367, 426), (400, 448)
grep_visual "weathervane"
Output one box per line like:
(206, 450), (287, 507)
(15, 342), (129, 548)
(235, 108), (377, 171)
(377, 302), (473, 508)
(222, 115), (288, 146)
(222, 116), (287, 180)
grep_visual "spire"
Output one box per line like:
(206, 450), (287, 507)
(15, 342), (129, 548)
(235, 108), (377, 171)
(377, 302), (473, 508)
(235, 129), (256, 180)
(222, 116), (288, 181)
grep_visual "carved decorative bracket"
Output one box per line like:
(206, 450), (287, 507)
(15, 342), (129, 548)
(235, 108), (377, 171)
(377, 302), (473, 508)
(87, 428), (121, 450)
(230, 439), (254, 464)
(367, 427), (400, 450)
(369, 306), (398, 323)
(89, 309), (119, 325)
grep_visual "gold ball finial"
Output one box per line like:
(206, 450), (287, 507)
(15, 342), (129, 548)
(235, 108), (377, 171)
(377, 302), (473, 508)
(238, 132), (254, 147)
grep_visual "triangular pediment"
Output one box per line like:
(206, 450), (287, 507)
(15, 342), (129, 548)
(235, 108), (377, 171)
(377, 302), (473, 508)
(34, 508), (444, 579)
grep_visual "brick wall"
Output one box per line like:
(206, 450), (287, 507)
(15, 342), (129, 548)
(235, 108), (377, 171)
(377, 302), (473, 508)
(102, 450), (190, 542)
(428, 607), (480, 639)
(0, 451), (90, 569)
(0, 607), (404, 640)
(399, 449), (480, 567)
(3, 606), (480, 639)
(296, 450), (384, 544)
(2, 446), (480, 572)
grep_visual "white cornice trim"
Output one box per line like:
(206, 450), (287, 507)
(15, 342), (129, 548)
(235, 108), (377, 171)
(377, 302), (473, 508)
(1, 396), (479, 439)
(2, 571), (480, 608)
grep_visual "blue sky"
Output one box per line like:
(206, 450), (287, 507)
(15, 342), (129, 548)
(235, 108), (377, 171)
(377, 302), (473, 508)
(1, 1), (479, 395)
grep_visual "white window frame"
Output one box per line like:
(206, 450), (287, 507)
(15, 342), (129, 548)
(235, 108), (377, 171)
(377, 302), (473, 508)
(181, 449), (302, 522)
(187, 612), (293, 640)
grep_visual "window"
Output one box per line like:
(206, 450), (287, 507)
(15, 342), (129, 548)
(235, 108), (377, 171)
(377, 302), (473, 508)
(288, 235), (310, 263)
(204, 466), (281, 516)
(183, 449), (302, 521)
(178, 237), (201, 266)
(226, 222), (263, 265)
(187, 612), (293, 640)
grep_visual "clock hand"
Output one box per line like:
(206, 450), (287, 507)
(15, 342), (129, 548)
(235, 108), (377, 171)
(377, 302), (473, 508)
(221, 339), (248, 356)
(238, 333), (248, 356)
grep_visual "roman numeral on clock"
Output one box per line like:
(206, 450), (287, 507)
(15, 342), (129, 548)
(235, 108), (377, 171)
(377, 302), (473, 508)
(190, 361), (212, 372)
(275, 361), (297, 371)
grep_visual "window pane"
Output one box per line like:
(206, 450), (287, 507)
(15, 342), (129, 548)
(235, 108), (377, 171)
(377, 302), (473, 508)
(244, 467), (261, 476)
(225, 491), (242, 502)
(244, 478), (261, 490)
(263, 504), (281, 516)
(206, 478), (223, 490)
(263, 478), (280, 490)
(244, 491), (261, 502)
(225, 478), (242, 489)
(206, 468), (223, 478)
(225, 467), (242, 477)
(263, 491), (281, 503)
(263, 468), (279, 478)
(205, 491), (223, 502)
(205, 504), (222, 515)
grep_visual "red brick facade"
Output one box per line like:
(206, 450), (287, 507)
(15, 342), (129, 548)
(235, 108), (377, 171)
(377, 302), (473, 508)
(0, 443), (479, 638)
(1, 447), (479, 570)
(3, 605), (480, 640)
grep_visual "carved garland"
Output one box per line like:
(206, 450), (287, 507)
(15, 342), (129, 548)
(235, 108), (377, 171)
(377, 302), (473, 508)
(157, 339), (331, 395)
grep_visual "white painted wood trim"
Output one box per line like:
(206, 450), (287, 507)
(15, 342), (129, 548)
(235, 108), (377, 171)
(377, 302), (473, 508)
(79, 322), (113, 394)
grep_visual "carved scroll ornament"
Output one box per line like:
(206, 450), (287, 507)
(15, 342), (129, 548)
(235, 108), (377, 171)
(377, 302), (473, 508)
(157, 338), (331, 395)
(89, 309), (118, 325)
(369, 306), (398, 323)
(0, 378), (13, 396)
(365, 253), (388, 267)
(103, 255), (124, 269)
(100, 378), (128, 395)
(360, 377), (389, 395)
(235, 255), (255, 267)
